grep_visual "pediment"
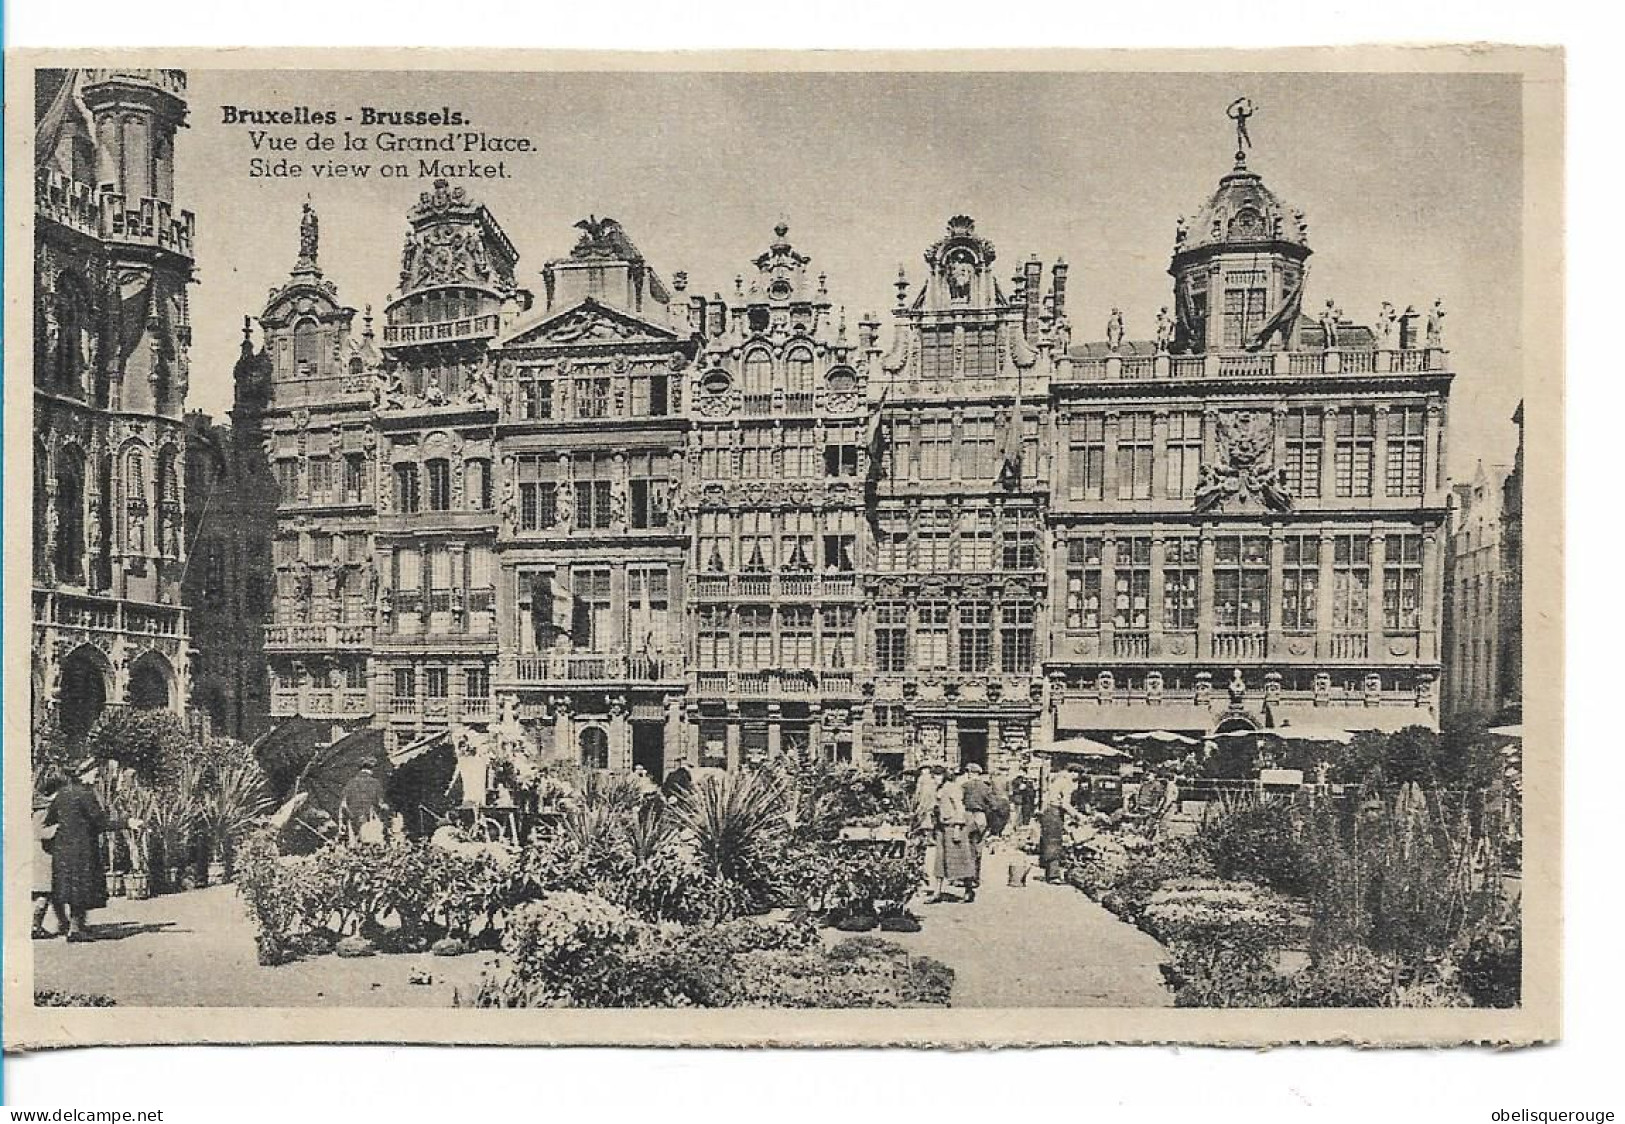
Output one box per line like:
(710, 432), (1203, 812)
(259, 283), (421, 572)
(497, 298), (681, 350)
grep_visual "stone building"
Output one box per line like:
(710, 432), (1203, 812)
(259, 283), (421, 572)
(1442, 401), (1522, 722)
(32, 68), (196, 744)
(686, 224), (874, 770)
(1047, 142), (1453, 745)
(243, 114), (1455, 776)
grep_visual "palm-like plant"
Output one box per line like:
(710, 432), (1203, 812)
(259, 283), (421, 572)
(670, 769), (790, 907)
(199, 757), (276, 876)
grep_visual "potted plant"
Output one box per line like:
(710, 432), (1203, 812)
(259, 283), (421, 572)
(198, 758), (275, 884)
(144, 775), (201, 895)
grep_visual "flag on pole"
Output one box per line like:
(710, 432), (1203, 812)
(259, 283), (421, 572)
(996, 405), (1023, 491)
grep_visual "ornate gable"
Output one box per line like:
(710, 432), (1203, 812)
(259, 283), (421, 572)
(496, 298), (683, 352)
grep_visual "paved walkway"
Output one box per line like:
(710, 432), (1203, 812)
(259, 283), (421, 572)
(884, 843), (1174, 1008)
(32, 884), (496, 1008)
(34, 849), (1172, 1009)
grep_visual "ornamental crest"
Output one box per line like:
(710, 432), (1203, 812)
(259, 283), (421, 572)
(1194, 410), (1293, 513)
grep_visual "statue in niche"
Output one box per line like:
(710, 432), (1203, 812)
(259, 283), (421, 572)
(499, 458), (518, 535)
(554, 480), (574, 529)
(1227, 669), (1247, 708)
(946, 256), (975, 303)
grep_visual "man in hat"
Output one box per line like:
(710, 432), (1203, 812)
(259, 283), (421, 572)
(339, 760), (389, 844)
(45, 758), (133, 941)
(957, 761), (992, 899)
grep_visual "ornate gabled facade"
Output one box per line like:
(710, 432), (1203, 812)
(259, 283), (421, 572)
(487, 217), (697, 775)
(33, 68), (196, 743)
(867, 217), (1059, 774)
(240, 104), (1456, 779)
(686, 224), (873, 768)
(1046, 129), (1451, 743)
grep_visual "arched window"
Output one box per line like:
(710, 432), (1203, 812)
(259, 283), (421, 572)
(156, 446), (180, 557)
(125, 448), (149, 555)
(743, 349), (773, 394)
(55, 446), (86, 584)
(580, 726), (610, 771)
(293, 318), (320, 377)
(53, 272), (90, 395)
(425, 458), (452, 511)
(348, 356), (364, 376)
(785, 348), (814, 394)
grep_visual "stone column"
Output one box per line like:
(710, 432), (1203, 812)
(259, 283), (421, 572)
(609, 697), (630, 773)
(553, 695), (573, 765)
(1267, 528), (1286, 660)
(1425, 398), (1445, 503)
(664, 693), (685, 773)
(1100, 534), (1119, 656)
(767, 702), (783, 758)
(725, 702), (742, 771)
(1151, 410), (1170, 501)
(808, 703), (824, 764)
(1372, 404), (1391, 500)
(1320, 406), (1340, 501)
(1148, 535), (1167, 656)
(1420, 530), (1442, 662)
(1367, 531), (1388, 658)
(1316, 529), (1336, 660)
(1197, 531), (1217, 660)
(987, 715), (1003, 775)
(944, 715), (960, 770)
(1102, 411), (1121, 502)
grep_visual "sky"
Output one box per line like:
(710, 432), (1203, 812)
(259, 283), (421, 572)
(174, 68), (1524, 474)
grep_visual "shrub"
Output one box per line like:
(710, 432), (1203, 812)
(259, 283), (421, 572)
(499, 892), (652, 1006)
(1286, 945), (1397, 1007)
(1145, 879), (1298, 1008)
(1200, 800), (1321, 897)
(35, 990), (117, 1008)
(670, 770), (790, 911)
(1456, 907), (1522, 1008)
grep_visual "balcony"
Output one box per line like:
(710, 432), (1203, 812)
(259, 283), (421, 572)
(265, 623), (375, 651)
(270, 687), (370, 718)
(36, 171), (196, 257)
(382, 314), (502, 347)
(1112, 632), (1150, 659)
(1061, 348), (1446, 384)
(692, 668), (861, 699)
(1328, 633), (1370, 660)
(37, 590), (184, 638)
(1212, 631), (1267, 661)
(511, 651), (678, 684)
(268, 373), (373, 408)
(689, 572), (861, 600)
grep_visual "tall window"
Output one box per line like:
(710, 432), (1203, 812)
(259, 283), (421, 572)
(963, 325), (999, 378)
(919, 419), (953, 480)
(1162, 536), (1200, 631)
(961, 417), (995, 482)
(464, 665), (490, 701)
(426, 458), (452, 512)
(877, 518), (909, 572)
(1383, 533), (1423, 630)
(822, 606), (856, 669)
(393, 667), (416, 701)
(571, 569), (613, 650)
(1000, 600), (1035, 672)
(393, 463), (420, 513)
(742, 427), (773, 477)
(738, 607), (773, 669)
(699, 511), (732, 573)
(783, 426), (816, 477)
(276, 458), (301, 504)
(1284, 409), (1323, 499)
(574, 374), (610, 420)
(1113, 536), (1152, 630)
(1065, 537), (1103, 631)
(920, 328), (954, 378)
(823, 532), (855, 572)
(1001, 509), (1039, 570)
(293, 319), (320, 376)
(780, 606), (814, 667)
(957, 602), (992, 673)
(743, 349), (773, 394)
(916, 513), (951, 572)
(580, 727), (609, 771)
(1214, 535), (1269, 630)
(1221, 271), (1267, 348)
(1165, 411), (1202, 499)
(958, 510), (993, 571)
(427, 546), (455, 632)
(1068, 415), (1105, 500)
(1385, 406), (1426, 498)
(1281, 534), (1320, 632)
(520, 372), (553, 420)
(916, 601), (950, 670)
(307, 457), (333, 505)
(698, 606), (731, 669)
(631, 370), (669, 417)
(1335, 408), (1375, 498)
(573, 456), (613, 530)
(824, 439), (859, 477)
(875, 603), (908, 673)
(518, 457), (557, 531)
(465, 458), (492, 511)
(784, 348), (814, 393)
(425, 666), (449, 700)
(1331, 535), (1370, 631)
(342, 454), (369, 503)
(53, 274), (89, 394)
(629, 452), (670, 529)
(626, 566), (668, 653)
(780, 511), (814, 571)
(54, 448), (86, 583)
(1116, 413), (1155, 500)
(740, 511), (773, 573)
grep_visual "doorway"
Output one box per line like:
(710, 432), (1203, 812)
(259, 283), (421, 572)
(958, 723), (989, 771)
(632, 721), (665, 781)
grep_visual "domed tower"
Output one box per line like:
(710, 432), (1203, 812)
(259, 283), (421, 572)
(1169, 98), (1311, 354)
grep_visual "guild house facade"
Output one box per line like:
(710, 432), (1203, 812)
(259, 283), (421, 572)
(32, 68), (198, 744)
(245, 112), (1454, 776)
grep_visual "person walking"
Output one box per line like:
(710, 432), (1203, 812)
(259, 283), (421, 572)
(32, 764), (69, 939)
(1037, 798), (1078, 884)
(1012, 772), (1037, 828)
(910, 764), (944, 885)
(930, 772), (978, 902)
(339, 760), (389, 844)
(45, 759), (130, 942)
(986, 772), (1013, 847)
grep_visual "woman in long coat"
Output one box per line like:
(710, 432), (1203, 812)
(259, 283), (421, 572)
(32, 764), (68, 938)
(931, 775), (980, 902)
(46, 760), (119, 940)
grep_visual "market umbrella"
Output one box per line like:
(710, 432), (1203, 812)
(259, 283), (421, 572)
(1261, 725), (1355, 745)
(297, 726), (388, 825)
(1123, 729), (1199, 746)
(1043, 735), (1129, 758)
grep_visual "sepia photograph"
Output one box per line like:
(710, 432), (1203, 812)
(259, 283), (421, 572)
(5, 48), (1562, 1049)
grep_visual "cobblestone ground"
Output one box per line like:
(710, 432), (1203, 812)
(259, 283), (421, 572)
(882, 842), (1175, 1008)
(33, 849), (1172, 1009)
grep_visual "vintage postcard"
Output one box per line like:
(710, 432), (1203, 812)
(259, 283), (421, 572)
(4, 46), (1562, 1048)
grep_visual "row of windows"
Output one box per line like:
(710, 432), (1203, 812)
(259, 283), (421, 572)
(696, 604), (859, 670)
(511, 452), (671, 531)
(882, 415), (1038, 483)
(385, 544), (497, 635)
(875, 510), (1040, 572)
(512, 369), (671, 420)
(697, 510), (861, 573)
(697, 424), (862, 479)
(737, 347), (820, 394)
(871, 600), (1036, 674)
(1064, 533), (1424, 633)
(516, 566), (671, 654)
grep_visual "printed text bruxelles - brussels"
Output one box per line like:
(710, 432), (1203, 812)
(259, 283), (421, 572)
(220, 106), (471, 126)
